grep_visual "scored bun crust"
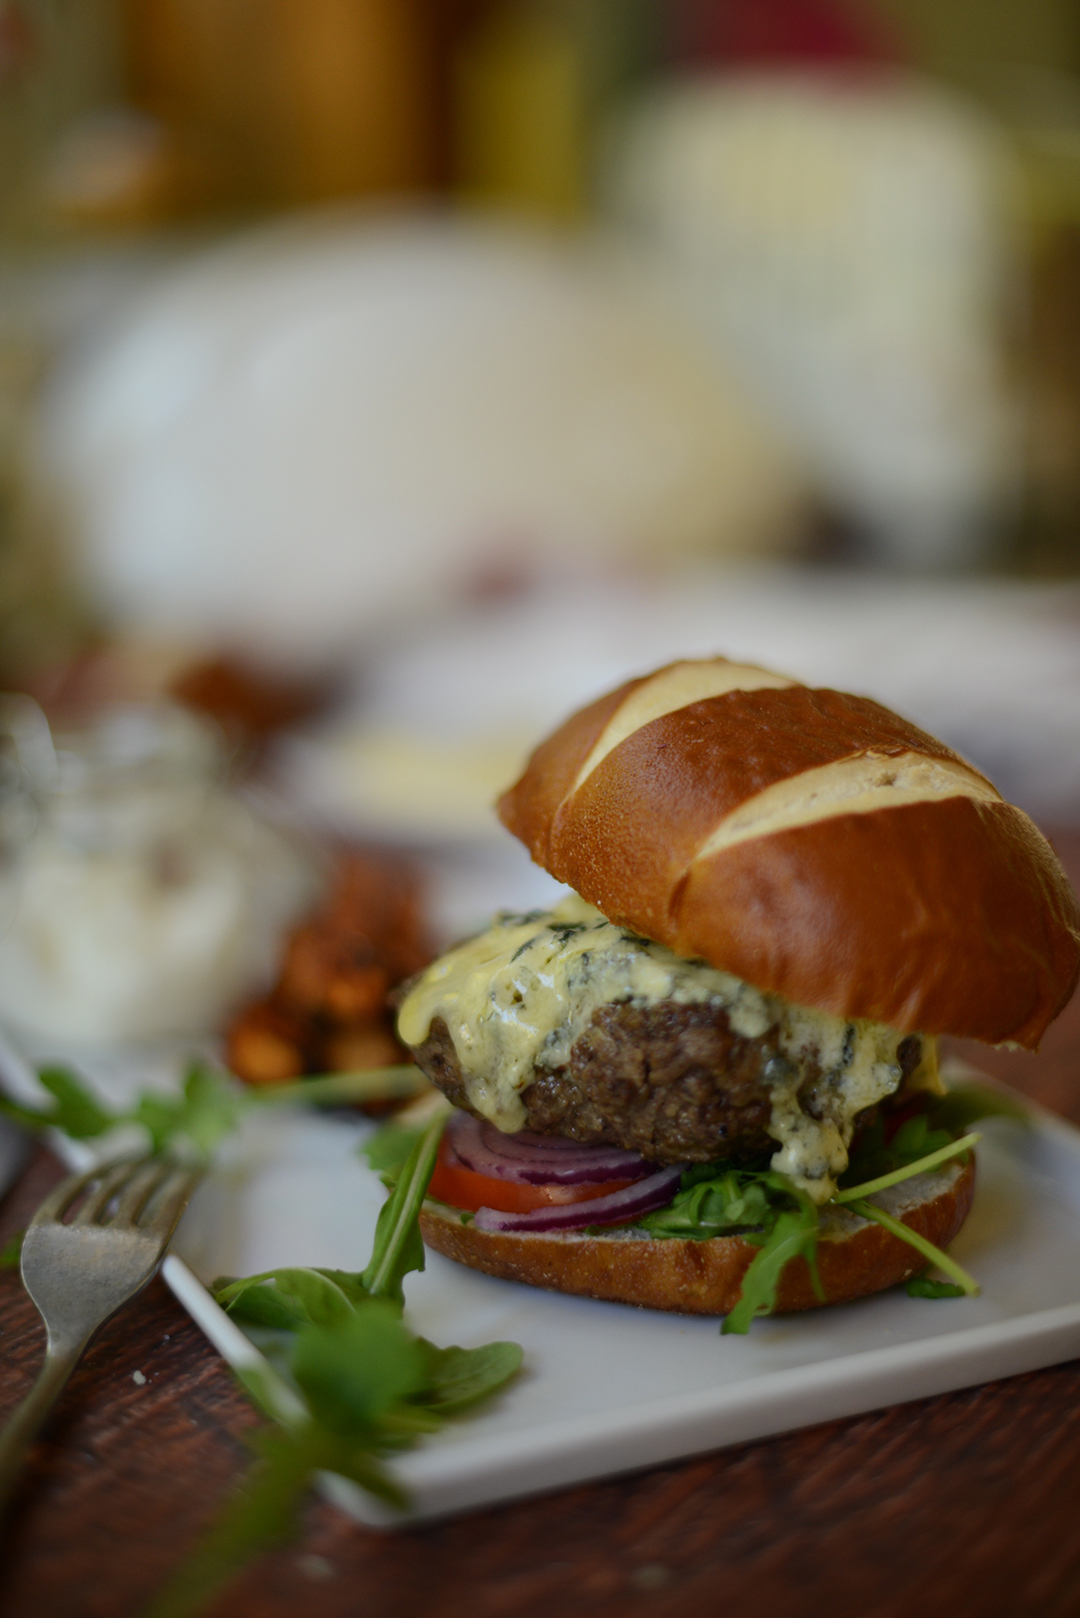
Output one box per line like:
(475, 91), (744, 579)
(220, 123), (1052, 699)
(498, 659), (1080, 1048)
(420, 1157), (976, 1317)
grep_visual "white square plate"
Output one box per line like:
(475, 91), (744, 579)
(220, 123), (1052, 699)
(5, 1035), (1080, 1527)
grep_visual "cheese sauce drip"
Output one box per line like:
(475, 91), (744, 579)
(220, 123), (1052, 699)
(397, 896), (932, 1202)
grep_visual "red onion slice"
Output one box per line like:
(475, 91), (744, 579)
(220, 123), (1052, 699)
(476, 1123), (635, 1163)
(448, 1111), (653, 1186)
(472, 1166), (685, 1234)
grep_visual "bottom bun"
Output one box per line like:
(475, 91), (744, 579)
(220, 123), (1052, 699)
(419, 1157), (976, 1316)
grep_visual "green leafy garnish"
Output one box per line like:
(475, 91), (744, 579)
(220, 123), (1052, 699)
(842, 1083), (1025, 1187)
(847, 1197), (980, 1296)
(640, 1161), (822, 1335)
(0, 1230), (23, 1269)
(362, 1114), (445, 1305)
(216, 1267), (365, 1331)
(722, 1184), (823, 1336)
(0, 1066), (115, 1140)
(0, 1059), (429, 1164)
(834, 1131), (980, 1204)
(641, 1083), (1020, 1330)
(641, 1163), (787, 1241)
(252, 1066), (427, 1110)
(362, 1120), (426, 1187)
(129, 1064), (247, 1159)
(290, 1303), (428, 1434)
(0, 1060), (242, 1160)
(905, 1271), (966, 1300)
(841, 1108), (953, 1185)
(417, 1339), (524, 1414)
(930, 1083), (1029, 1136)
(148, 1107), (522, 1618)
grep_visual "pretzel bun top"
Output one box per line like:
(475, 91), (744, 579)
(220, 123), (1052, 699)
(497, 658), (1080, 1048)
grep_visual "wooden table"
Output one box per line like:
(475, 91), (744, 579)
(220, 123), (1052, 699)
(2, 833), (1080, 1618)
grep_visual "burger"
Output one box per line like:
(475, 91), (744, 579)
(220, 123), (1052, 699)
(396, 658), (1080, 1329)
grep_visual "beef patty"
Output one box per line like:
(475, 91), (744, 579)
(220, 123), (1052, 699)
(409, 1001), (922, 1165)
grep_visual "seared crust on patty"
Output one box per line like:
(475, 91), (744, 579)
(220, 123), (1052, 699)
(524, 1001), (777, 1162)
(410, 1001), (898, 1165)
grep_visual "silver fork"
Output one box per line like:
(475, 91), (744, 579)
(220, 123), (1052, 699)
(0, 1156), (200, 1514)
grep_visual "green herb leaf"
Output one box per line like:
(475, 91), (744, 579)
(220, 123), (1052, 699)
(291, 1303), (427, 1434)
(214, 1266), (372, 1330)
(152, 1089), (518, 1618)
(143, 1422), (343, 1618)
(722, 1188), (822, 1336)
(641, 1165), (779, 1240)
(847, 1197), (979, 1296)
(930, 1083), (1029, 1136)
(131, 1062), (245, 1160)
(416, 1339), (524, 1415)
(905, 1270), (965, 1299)
(842, 1108), (952, 1186)
(834, 1131), (980, 1205)
(362, 1121), (426, 1187)
(0, 1067), (115, 1140)
(843, 1083), (1026, 1188)
(0, 1230), (23, 1269)
(252, 1066), (428, 1111)
(38, 1067), (116, 1137)
(216, 1280), (312, 1332)
(361, 1111), (446, 1305)
(0, 1058), (429, 1166)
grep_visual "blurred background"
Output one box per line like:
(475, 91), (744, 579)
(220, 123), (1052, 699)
(0, 0), (1079, 1077)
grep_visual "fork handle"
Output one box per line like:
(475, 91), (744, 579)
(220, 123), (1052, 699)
(0, 1334), (90, 1517)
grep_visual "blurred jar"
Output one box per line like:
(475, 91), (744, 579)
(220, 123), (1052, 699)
(120, 0), (437, 210)
(0, 698), (317, 1043)
(605, 73), (1025, 570)
(454, 0), (660, 218)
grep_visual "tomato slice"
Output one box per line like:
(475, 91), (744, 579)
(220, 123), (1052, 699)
(427, 1135), (633, 1214)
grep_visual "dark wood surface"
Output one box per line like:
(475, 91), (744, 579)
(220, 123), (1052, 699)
(2, 834), (1080, 1618)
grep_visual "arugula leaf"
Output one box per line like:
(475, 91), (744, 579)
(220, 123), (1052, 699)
(722, 1186), (823, 1336)
(362, 1121), (426, 1187)
(154, 1101), (519, 1618)
(930, 1083), (1029, 1136)
(0, 1230), (22, 1269)
(416, 1340), (524, 1415)
(215, 1265), (372, 1330)
(215, 1280), (312, 1332)
(0, 1059), (238, 1161)
(847, 1197), (979, 1296)
(844, 1083), (1026, 1188)
(40, 1067), (117, 1137)
(0, 1067), (114, 1140)
(254, 1066), (428, 1111)
(641, 1166), (779, 1240)
(0, 1057), (429, 1164)
(842, 1108), (952, 1186)
(130, 1063), (245, 1159)
(834, 1131), (980, 1205)
(905, 1270), (965, 1299)
(144, 1423), (367, 1618)
(361, 1111), (446, 1305)
(291, 1304), (427, 1433)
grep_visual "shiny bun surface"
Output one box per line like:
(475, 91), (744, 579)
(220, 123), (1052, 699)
(498, 658), (1080, 1047)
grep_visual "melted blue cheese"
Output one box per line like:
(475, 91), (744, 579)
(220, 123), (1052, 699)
(397, 895), (934, 1203)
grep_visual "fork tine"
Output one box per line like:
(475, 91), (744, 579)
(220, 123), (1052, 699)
(139, 1167), (200, 1237)
(108, 1159), (174, 1228)
(29, 1165), (103, 1227)
(68, 1161), (143, 1227)
(29, 1161), (130, 1228)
